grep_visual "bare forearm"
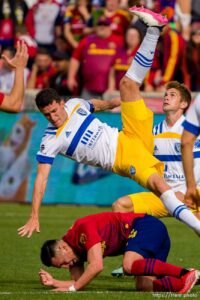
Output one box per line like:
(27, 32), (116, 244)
(91, 98), (121, 112)
(182, 143), (195, 188)
(74, 264), (102, 290)
(52, 279), (74, 288)
(31, 177), (47, 217)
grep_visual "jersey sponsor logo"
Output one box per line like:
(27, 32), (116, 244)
(77, 108), (87, 116)
(80, 233), (87, 244)
(174, 142), (181, 153)
(129, 165), (136, 176)
(65, 131), (71, 138)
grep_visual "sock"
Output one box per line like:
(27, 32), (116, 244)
(131, 259), (184, 277)
(160, 190), (200, 234)
(125, 27), (160, 84)
(153, 277), (183, 292)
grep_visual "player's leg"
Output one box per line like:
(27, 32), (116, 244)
(112, 191), (169, 217)
(119, 7), (168, 103)
(147, 173), (200, 235)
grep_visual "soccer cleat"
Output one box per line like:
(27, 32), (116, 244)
(129, 6), (168, 27)
(178, 269), (199, 294)
(111, 266), (124, 277)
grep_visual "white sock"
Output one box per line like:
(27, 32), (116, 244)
(160, 190), (200, 234)
(126, 27), (160, 84)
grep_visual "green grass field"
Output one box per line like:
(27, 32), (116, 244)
(0, 203), (200, 300)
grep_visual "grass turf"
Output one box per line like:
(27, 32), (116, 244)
(0, 203), (199, 300)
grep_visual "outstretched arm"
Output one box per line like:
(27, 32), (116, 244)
(18, 163), (52, 238)
(90, 97), (121, 112)
(1, 41), (28, 112)
(181, 129), (200, 207)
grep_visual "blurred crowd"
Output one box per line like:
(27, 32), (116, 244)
(0, 0), (200, 99)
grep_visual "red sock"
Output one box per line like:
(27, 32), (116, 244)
(153, 276), (183, 292)
(131, 259), (184, 277)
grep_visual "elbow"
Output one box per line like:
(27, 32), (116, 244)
(93, 262), (104, 274)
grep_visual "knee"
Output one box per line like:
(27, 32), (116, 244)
(122, 261), (132, 275)
(119, 76), (137, 94)
(112, 196), (133, 212)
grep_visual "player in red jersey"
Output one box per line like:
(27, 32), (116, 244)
(0, 41), (28, 112)
(39, 212), (199, 294)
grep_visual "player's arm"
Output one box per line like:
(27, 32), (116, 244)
(18, 163), (52, 238)
(70, 242), (103, 291)
(0, 41), (28, 112)
(90, 97), (121, 112)
(39, 269), (75, 289)
(181, 129), (200, 206)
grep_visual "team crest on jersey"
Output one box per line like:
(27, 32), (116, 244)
(174, 142), (181, 153)
(129, 165), (136, 176)
(80, 233), (87, 244)
(65, 131), (71, 138)
(77, 108), (87, 116)
(154, 145), (158, 152)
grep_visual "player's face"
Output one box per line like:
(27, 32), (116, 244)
(40, 100), (67, 128)
(163, 88), (183, 113)
(51, 242), (79, 269)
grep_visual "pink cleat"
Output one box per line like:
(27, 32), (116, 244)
(178, 269), (199, 294)
(129, 6), (168, 27)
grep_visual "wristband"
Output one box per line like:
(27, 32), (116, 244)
(68, 284), (76, 292)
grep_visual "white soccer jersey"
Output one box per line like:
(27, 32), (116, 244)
(183, 94), (200, 136)
(153, 115), (200, 193)
(37, 98), (119, 170)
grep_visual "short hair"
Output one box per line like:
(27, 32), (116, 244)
(40, 239), (58, 267)
(35, 88), (62, 108)
(166, 81), (192, 113)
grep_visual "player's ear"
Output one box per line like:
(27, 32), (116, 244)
(180, 100), (188, 111)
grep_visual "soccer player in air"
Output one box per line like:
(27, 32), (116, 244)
(0, 41), (28, 112)
(182, 94), (200, 208)
(39, 211), (199, 293)
(18, 7), (200, 238)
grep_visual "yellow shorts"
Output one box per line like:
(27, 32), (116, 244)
(130, 192), (169, 218)
(130, 191), (200, 218)
(112, 100), (163, 188)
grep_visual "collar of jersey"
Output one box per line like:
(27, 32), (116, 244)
(56, 103), (80, 137)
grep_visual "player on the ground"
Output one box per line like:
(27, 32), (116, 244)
(39, 211), (199, 294)
(182, 94), (200, 208)
(112, 81), (200, 219)
(18, 7), (200, 238)
(0, 41), (28, 112)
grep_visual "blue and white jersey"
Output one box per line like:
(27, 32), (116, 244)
(36, 98), (119, 170)
(183, 94), (200, 136)
(153, 115), (200, 193)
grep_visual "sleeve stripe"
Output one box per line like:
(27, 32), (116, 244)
(36, 155), (54, 164)
(182, 120), (200, 136)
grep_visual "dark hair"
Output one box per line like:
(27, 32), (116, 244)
(40, 240), (58, 267)
(166, 81), (192, 113)
(35, 88), (62, 108)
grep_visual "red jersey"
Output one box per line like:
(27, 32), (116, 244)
(72, 34), (123, 93)
(63, 6), (87, 42)
(63, 212), (145, 260)
(0, 92), (4, 105)
(31, 66), (56, 89)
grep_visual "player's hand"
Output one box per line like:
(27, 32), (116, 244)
(2, 41), (28, 69)
(185, 188), (200, 211)
(39, 269), (54, 286)
(18, 216), (40, 238)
